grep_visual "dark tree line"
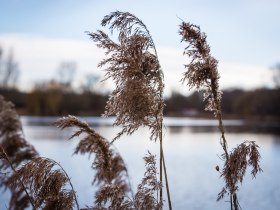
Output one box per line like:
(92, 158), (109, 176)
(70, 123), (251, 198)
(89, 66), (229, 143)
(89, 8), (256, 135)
(0, 86), (280, 121)
(221, 88), (280, 120)
(166, 88), (280, 120)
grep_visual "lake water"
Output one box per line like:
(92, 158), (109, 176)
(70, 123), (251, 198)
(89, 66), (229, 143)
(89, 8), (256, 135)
(1, 116), (280, 210)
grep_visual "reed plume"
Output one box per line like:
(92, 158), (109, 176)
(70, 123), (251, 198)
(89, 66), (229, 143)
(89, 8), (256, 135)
(0, 96), (79, 210)
(1, 96), (163, 209)
(133, 151), (162, 210)
(217, 141), (262, 207)
(0, 96), (38, 166)
(88, 11), (171, 209)
(56, 115), (165, 210)
(0, 96), (38, 209)
(7, 157), (78, 210)
(55, 115), (131, 209)
(179, 21), (262, 210)
(87, 11), (164, 142)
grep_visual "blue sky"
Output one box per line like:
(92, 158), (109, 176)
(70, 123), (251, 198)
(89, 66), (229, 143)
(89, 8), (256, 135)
(0, 0), (279, 93)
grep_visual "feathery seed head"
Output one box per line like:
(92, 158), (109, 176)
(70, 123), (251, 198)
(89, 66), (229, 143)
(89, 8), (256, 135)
(55, 116), (132, 208)
(88, 11), (164, 141)
(179, 21), (221, 117)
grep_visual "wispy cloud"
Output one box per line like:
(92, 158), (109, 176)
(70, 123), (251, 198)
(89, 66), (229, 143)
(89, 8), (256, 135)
(0, 34), (104, 90)
(0, 34), (273, 92)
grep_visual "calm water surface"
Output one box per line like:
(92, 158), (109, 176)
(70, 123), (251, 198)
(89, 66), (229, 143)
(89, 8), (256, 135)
(1, 117), (280, 210)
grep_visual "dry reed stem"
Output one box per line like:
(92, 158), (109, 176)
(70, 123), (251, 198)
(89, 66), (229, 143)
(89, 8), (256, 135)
(162, 144), (172, 210)
(0, 146), (36, 209)
(179, 21), (262, 210)
(88, 11), (172, 209)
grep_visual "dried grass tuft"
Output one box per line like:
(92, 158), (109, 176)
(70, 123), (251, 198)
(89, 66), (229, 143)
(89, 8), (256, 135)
(7, 157), (77, 210)
(87, 11), (164, 142)
(0, 96), (38, 209)
(217, 141), (262, 204)
(0, 97), (79, 209)
(55, 115), (131, 209)
(179, 22), (221, 117)
(134, 151), (162, 210)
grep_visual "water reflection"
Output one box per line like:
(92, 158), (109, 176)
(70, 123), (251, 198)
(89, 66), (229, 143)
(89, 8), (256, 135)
(272, 135), (280, 144)
(1, 117), (279, 210)
(21, 116), (280, 135)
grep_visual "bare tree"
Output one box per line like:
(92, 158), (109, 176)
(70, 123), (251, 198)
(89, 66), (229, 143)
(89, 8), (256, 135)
(0, 47), (2, 72)
(272, 63), (280, 88)
(82, 73), (100, 93)
(0, 47), (19, 88)
(56, 61), (77, 90)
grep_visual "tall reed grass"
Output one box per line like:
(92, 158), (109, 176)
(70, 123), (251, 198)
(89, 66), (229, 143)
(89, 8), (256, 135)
(179, 21), (262, 210)
(0, 11), (262, 210)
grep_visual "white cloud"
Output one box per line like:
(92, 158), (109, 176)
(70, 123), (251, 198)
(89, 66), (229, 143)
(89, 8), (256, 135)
(219, 62), (273, 90)
(0, 34), (273, 93)
(158, 47), (274, 94)
(0, 34), (104, 90)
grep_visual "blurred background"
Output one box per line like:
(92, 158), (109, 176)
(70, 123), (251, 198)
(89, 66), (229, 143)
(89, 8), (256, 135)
(0, 0), (279, 121)
(0, 1), (280, 209)
(0, 0), (280, 121)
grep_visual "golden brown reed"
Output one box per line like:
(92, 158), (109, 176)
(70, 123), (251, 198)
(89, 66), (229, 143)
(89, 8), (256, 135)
(55, 115), (131, 209)
(0, 97), (79, 210)
(0, 12), (264, 210)
(1, 94), (164, 209)
(87, 11), (171, 209)
(56, 115), (163, 209)
(134, 152), (162, 210)
(87, 11), (164, 142)
(0, 96), (38, 209)
(179, 21), (262, 210)
(7, 157), (77, 210)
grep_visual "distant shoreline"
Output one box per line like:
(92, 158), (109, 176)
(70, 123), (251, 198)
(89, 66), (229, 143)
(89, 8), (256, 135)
(20, 116), (280, 135)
